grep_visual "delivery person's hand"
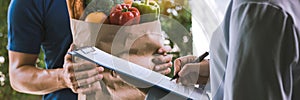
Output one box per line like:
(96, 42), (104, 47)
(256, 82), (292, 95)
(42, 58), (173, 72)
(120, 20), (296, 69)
(152, 46), (173, 75)
(174, 56), (209, 86)
(61, 44), (104, 94)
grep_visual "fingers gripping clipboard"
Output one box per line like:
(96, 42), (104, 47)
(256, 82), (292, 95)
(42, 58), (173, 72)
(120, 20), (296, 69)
(68, 46), (209, 100)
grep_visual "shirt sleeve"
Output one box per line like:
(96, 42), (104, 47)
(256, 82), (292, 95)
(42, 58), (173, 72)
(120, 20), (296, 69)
(293, 63), (300, 99)
(7, 0), (43, 54)
(224, 3), (297, 100)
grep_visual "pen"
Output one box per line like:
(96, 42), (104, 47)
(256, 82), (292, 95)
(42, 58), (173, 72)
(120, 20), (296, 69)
(170, 52), (209, 81)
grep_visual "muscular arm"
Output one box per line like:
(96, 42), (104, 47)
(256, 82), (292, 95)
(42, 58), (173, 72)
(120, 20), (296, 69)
(9, 51), (66, 95)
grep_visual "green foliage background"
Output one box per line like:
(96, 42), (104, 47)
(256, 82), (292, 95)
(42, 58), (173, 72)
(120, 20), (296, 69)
(0, 0), (42, 99)
(0, 0), (191, 99)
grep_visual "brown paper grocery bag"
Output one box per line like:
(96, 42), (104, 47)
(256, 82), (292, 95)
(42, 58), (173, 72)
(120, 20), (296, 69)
(70, 18), (163, 69)
(67, 0), (164, 99)
(70, 18), (163, 100)
(96, 20), (163, 69)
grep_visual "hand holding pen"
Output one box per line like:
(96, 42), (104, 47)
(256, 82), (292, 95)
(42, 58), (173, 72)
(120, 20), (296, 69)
(172, 52), (209, 86)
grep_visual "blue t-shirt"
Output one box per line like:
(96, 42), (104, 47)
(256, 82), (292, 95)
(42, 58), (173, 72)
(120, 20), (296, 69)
(7, 0), (77, 99)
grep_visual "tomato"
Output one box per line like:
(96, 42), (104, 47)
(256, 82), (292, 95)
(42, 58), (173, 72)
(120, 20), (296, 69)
(109, 4), (140, 25)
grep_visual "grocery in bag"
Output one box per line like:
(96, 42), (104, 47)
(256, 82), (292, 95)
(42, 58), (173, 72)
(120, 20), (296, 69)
(66, 0), (165, 99)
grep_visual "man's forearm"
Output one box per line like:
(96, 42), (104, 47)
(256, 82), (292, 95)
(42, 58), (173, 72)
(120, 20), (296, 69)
(9, 66), (66, 95)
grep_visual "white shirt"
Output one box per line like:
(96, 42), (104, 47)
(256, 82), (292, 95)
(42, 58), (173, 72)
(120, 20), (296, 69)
(210, 0), (300, 99)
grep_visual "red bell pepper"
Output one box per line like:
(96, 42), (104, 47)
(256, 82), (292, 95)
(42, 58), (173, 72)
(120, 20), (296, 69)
(109, 4), (140, 25)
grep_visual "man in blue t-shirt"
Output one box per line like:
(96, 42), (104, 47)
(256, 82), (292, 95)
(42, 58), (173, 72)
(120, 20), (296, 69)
(7, 0), (104, 99)
(7, 0), (173, 99)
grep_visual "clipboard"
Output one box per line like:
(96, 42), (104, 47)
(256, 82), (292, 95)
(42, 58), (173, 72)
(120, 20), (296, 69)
(68, 46), (209, 100)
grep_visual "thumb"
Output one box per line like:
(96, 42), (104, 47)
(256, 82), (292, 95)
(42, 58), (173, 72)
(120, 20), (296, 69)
(68, 44), (76, 52)
(173, 58), (182, 75)
(157, 46), (172, 54)
(64, 44), (76, 62)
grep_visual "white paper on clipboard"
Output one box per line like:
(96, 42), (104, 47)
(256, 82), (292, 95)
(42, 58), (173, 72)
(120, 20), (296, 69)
(68, 46), (209, 100)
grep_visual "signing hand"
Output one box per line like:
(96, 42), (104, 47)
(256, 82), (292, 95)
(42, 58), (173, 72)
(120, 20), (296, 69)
(174, 55), (209, 86)
(61, 44), (104, 94)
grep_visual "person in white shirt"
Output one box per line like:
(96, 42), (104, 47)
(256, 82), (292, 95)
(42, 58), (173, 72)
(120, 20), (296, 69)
(174, 0), (300, 99)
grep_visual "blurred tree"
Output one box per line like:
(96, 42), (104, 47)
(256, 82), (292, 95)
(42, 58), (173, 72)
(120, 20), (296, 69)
(157, 0), (192, 56)
(154, 0), (192, 77)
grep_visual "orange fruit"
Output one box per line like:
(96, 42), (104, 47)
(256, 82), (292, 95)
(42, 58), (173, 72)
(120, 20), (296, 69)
(124, 0), (133, 5)
(85, 12), (107, 23)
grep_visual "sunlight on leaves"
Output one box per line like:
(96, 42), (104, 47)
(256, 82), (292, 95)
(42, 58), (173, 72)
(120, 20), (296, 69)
(0, 72), (5, 86)
(0, 56), (5, 64)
